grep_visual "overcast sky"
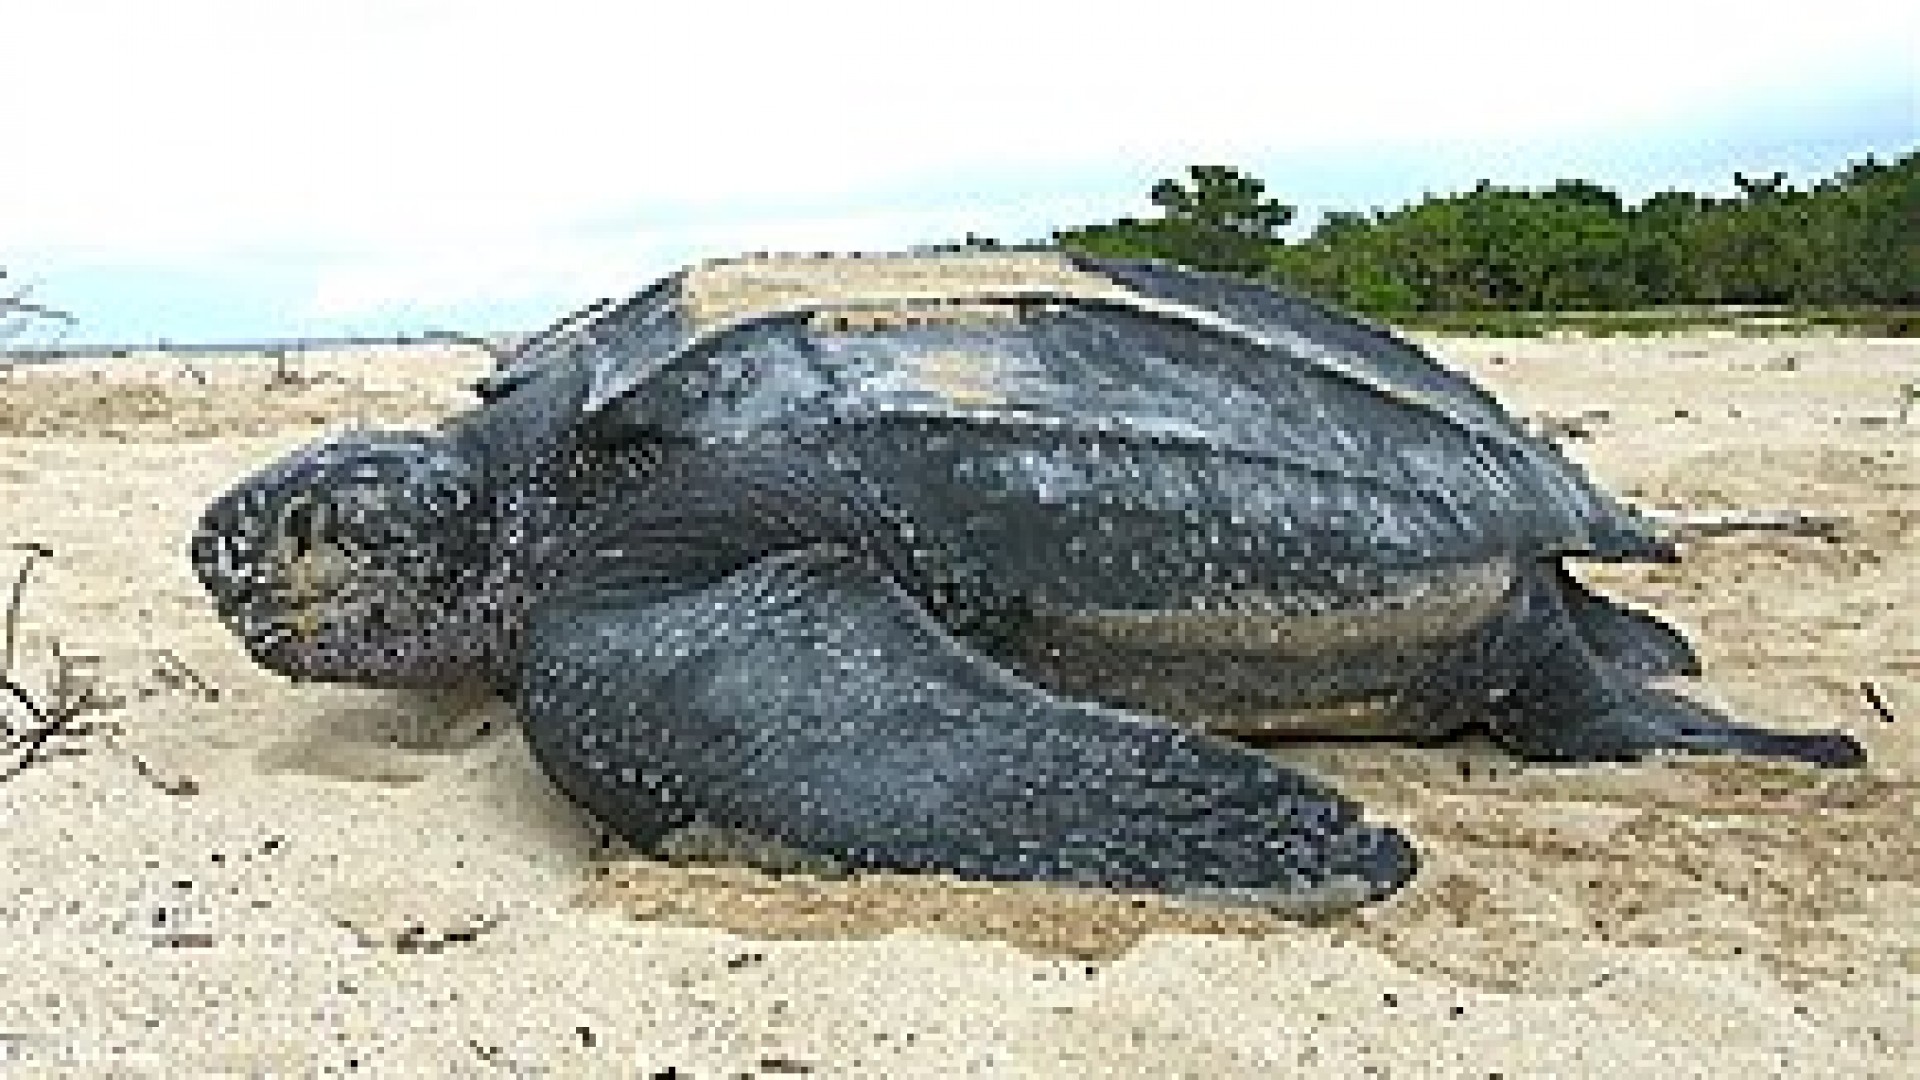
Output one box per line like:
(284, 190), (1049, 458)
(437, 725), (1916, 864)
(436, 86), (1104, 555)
(4, 0), (1915, 344)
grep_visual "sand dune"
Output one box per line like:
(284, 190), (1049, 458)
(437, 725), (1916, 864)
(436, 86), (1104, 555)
(0, 335), (1912, 1076)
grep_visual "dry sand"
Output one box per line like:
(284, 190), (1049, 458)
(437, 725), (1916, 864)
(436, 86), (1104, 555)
(0, 334), (1913, 1076)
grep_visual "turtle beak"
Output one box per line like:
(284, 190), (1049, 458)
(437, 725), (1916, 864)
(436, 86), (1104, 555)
(192, 486), (346, 647)
(192, 490), (273, 617)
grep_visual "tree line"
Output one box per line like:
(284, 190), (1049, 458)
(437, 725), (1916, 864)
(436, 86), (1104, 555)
(1043, 153), (1917, 316)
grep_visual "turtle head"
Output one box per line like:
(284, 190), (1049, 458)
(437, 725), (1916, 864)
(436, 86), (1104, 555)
(191, 430), (489, 687)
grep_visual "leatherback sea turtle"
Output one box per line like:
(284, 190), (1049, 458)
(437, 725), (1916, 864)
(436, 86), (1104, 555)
(191, 249), (1865, 911)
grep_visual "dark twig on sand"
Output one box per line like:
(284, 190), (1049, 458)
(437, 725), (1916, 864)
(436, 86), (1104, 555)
(1, 642), (197, 791)
(0, 644), (109, 780)
(1861, 682), (1898, 724)
(111, 740), (199, 795)
(153, 647), (219, 701)
(0, 674), (84, 782)
(2, 638), (110, 782)
(0, 549), (204, 792)
(3, 542), (54, 677)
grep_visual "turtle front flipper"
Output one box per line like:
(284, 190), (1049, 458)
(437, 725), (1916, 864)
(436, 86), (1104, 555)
(515, 544), (1416, 913)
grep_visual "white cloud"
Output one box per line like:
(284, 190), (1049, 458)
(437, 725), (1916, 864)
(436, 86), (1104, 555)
(298, 198), (1117, 325)
(2, 0), (1912, 322)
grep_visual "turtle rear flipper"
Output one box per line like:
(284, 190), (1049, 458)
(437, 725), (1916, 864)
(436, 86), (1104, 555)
(516, 544), (1416, 912)
(1497, 679), (1866, 768)
(1552, 560), (1701, 678)
(1465, 564), (1864, 769)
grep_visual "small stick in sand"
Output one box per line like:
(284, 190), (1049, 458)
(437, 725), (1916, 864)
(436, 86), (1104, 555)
(1861, 682), (1898, 724)
(101, 727), (199, 796)
(2, 542), (54, 678)
(153, 647), (220, 701)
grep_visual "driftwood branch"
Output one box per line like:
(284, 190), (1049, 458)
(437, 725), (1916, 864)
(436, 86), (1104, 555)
(1, 268), (77, 350)
(1647, 509), (1849, 542)
(0, 296), (75, 323)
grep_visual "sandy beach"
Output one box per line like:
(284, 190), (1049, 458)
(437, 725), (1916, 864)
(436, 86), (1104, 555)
(0, 333), (1913, 1076)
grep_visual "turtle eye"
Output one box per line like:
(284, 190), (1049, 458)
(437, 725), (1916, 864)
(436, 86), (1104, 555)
(277, 496), (325, 560)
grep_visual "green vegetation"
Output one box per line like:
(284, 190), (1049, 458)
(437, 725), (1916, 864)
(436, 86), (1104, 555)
(1056, 165), (1296, 277)
(1042, 153), (1918, 334)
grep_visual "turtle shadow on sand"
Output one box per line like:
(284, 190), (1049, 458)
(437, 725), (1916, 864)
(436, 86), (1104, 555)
(252, 686), (503, 784)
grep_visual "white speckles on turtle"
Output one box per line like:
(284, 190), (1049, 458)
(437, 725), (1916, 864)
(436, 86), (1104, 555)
(191, 248), (1866, 913)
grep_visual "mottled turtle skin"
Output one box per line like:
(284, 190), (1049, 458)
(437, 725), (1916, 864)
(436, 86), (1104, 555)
(191, 249), (1864, 912)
